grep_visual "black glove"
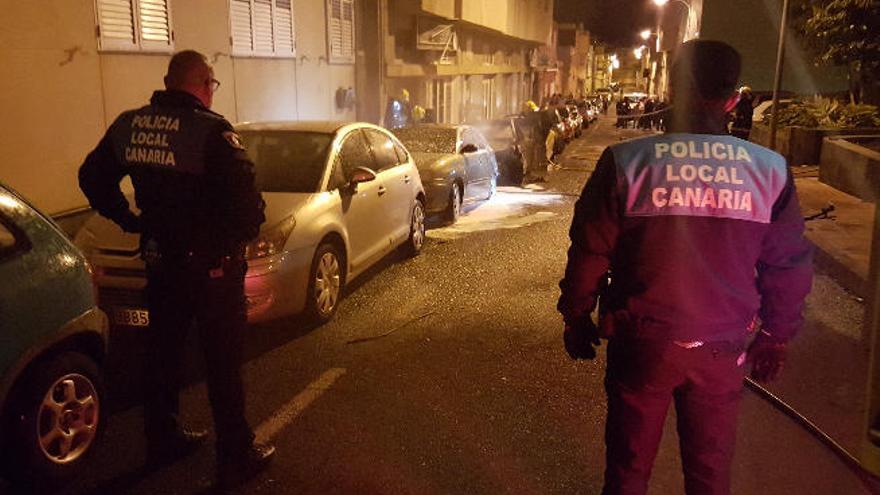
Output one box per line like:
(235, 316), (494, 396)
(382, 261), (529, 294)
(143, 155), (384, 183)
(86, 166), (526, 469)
(747, 332), (788, 383)
(563, 316), (601, 360)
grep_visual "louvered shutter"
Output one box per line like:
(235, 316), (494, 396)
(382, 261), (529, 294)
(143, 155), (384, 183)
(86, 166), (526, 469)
(274, 0), (295, 55)
(139, 0), (172, 49)
(327, 0), (354, 64)
(96, 0), (172, 52)
(230, 0), (253, 54)
(97, 0), (137, 50)
(252, 0), (274, 54)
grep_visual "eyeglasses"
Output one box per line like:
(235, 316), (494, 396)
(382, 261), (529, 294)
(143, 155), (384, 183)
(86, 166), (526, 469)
(208, 78), (221, 92)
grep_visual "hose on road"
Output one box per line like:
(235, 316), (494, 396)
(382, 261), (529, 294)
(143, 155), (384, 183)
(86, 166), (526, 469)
(745, 377), (880, 494)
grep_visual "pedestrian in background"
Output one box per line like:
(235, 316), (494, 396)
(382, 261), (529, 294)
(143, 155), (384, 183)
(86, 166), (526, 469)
(557, 40), (812, 495)
(78, 49), (275, 488)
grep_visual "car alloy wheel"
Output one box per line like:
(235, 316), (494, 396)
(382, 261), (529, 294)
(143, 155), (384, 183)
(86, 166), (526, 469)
(405, 200), (426, 257)
(314, 247), (341, 319)
(37, 373), (100, 465)
(7, 351), (104, 486)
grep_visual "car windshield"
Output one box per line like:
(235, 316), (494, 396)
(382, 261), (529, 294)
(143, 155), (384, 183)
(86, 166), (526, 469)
(392, 127), (457, 154)
(240, 131), (334, 193)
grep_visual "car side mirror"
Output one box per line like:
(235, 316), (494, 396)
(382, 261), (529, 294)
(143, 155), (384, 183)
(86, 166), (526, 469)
(346, 166), (377, 193)
(460, 143), (478, 154)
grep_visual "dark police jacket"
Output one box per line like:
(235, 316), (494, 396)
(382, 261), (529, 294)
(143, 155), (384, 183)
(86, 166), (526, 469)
(79, 90), (265, 259)
(558, 133), (813, 343)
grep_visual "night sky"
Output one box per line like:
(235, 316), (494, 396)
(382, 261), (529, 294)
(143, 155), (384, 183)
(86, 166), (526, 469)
(555, 0), (655, 47)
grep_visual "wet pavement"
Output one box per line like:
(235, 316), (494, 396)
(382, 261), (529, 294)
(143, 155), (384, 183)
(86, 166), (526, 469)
(8, 115), (874, 494)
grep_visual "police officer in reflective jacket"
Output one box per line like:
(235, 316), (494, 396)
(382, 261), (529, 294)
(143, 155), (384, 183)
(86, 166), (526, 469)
(78, 50), (273, 487)
(558, 40), (812, 495)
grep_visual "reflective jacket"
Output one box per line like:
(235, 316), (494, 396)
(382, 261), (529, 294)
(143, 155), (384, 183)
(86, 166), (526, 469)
(79, 90), (265, 258)
(558, 133), (812, 343)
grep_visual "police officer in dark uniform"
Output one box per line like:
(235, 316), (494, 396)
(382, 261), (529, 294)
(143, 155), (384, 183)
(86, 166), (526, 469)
(558, 40), (812, 495)
(78, 50), (274, 487)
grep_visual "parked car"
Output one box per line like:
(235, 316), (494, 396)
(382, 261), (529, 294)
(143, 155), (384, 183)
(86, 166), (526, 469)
(566, 104), (584, 137)
(555, 106), (576, 142)
(391, 124), (498, 223)
(0, 183), (108, 486)
(75, 121), (426, 325)
(477, 116), (527, 185)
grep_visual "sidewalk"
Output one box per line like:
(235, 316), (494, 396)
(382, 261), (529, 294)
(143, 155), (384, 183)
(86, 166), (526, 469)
(552, 113), (876, 495)
(797, 173), (875, 299)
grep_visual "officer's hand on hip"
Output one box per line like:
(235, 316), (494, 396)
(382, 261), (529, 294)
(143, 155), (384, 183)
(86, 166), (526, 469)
(563, 316), (601, 360)
(747, 332), (787, 383)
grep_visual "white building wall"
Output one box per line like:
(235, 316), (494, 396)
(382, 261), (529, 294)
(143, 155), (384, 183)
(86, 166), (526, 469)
(0, 0), (355, 215)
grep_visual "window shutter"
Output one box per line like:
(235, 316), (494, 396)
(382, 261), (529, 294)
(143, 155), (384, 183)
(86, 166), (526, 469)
(274, 0), (295, 55)
(253, 0), (274, 54)
(97, 0), (137, 50)
(327, 0), (354, 63)
(230, 0), (253, 54)
(138, 0), (172, 49)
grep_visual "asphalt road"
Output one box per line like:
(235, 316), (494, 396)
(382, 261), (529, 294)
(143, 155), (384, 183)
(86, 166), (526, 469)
(9, 115), (874, 495)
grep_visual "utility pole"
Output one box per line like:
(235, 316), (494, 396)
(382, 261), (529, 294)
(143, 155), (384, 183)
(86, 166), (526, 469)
(768, 0), (790, 150)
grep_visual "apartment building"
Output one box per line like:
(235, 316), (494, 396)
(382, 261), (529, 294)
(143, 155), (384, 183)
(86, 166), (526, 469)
(363, 0), (555, 124)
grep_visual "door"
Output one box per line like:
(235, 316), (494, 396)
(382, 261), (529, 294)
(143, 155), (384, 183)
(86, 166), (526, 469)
(363, 129), (413, 244)
(458, 127), (490, 200)
(334, 130), (388, 271)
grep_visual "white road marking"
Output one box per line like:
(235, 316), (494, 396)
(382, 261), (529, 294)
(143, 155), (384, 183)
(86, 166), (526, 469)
(255, 367), (347, 442)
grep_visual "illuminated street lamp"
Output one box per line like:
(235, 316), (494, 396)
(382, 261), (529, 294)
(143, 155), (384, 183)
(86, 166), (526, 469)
(640, 29), (652, 41)
(633, 46), (646, 60)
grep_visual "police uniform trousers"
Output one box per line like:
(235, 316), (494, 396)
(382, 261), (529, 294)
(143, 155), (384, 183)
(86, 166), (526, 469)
(602, 336), (746, 495)
(144, 254), (255, 456)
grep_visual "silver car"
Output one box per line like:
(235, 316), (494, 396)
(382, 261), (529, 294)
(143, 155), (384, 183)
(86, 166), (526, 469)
(75, 121), (426, 325)
(392, 125), (498, 223)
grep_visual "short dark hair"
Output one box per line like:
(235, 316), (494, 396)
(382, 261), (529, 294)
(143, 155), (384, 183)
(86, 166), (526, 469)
(165, 50), (210, 89)
(670, 40), (741, 101)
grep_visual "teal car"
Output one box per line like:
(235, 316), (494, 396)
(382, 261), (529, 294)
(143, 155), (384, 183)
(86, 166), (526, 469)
(0, 183), (108, 485)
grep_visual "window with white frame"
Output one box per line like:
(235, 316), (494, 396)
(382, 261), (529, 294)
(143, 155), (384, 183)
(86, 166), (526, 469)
(230, 0), (295, 57)
(96, 0), (173, 52)
(327, 0), (354, 64)
(426, 79), (452, 124)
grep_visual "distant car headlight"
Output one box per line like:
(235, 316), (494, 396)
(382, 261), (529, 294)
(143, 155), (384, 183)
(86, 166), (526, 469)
(245, 216), (296, 260)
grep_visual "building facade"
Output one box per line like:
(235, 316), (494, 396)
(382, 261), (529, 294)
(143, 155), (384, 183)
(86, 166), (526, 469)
(368, 0), (555, 124)
(555, 23), (592, 98)
(1, 0), (358, 215)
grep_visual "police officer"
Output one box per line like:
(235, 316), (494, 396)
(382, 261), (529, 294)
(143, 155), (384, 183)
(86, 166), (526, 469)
(558, 40), (812, 495)
(78, 50), (274, 487)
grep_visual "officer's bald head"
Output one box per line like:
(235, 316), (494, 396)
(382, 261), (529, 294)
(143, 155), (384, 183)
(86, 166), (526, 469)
(164, 50), (216, 108)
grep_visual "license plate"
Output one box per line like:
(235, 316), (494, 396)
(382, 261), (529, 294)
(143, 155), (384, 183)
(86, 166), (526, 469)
(113, 308), (150, 327)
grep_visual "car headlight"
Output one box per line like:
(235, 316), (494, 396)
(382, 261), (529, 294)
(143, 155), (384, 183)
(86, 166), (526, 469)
(245, 216), (296, 260)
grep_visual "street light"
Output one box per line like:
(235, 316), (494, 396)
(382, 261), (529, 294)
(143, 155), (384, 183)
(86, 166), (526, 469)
(640, 29), (652, 41)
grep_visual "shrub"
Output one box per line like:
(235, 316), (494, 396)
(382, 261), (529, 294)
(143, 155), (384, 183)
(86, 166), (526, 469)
(762, 96), (880, 128)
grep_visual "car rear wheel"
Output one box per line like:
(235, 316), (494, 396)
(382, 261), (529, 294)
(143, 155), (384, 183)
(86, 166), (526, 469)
(5, 351), (104, 488)
(306, 243), (344, 323)
(446, 183), (462, 223)
(403, 199), (426, 257)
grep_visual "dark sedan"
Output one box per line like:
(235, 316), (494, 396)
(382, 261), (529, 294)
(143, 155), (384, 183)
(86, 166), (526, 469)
(392, 125), (498, 223)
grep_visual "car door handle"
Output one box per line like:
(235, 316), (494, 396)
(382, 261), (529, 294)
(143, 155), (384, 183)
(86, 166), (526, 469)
(378, 186), (387, 196)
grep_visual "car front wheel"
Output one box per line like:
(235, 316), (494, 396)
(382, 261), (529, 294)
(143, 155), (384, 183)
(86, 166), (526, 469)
(5, 351), (104, 488)
(403, 199), (426, 257)
(306, 243), (345, 323)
